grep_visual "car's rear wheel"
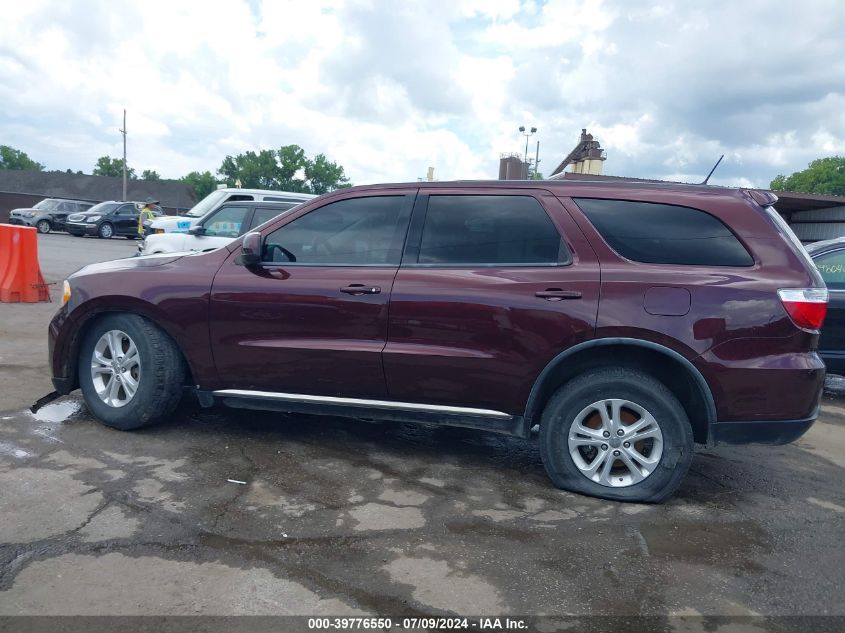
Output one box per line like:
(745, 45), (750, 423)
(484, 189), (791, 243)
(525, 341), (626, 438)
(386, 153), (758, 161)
(78, 314), (185, 430)
(36, 219), (51, 234)
(98, 223), (114, 239)
(539, 367), (693, 503)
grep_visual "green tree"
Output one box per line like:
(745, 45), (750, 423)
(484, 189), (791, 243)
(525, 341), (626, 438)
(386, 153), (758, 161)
(218, 149), (286, 190)
(275, 144), (309, 192)
(770, 156), (845, 196)
(141, 169), (161, 181)
(180, 170), (219, 200)
(93, 156), (136, 179)
(216, 145), (351, 195)
(306, 153), (351, 194)
(0, 145), (44, 171)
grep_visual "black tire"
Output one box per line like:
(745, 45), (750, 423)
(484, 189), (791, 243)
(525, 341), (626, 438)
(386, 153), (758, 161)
(78, 314), (185, 430)
(98, 223), (114, 239)
(36, 219), (51, 234)
(539, 367), (694, 503)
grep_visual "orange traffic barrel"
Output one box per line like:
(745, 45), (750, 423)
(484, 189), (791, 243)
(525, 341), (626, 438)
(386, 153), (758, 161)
(0, 224), (50, 303)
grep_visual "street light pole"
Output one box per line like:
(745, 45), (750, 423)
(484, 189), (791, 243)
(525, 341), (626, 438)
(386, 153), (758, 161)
(119, 109), (127, 201)
(518, 126), (537, 179)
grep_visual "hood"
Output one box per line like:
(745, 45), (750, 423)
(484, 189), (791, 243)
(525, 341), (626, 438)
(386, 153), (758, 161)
(71, 210), (106, 219)
(70, 252), (186, 278)
(10, 207), (38, 214)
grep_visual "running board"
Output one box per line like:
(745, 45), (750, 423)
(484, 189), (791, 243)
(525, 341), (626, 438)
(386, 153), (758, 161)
(210, 389), (527, 438)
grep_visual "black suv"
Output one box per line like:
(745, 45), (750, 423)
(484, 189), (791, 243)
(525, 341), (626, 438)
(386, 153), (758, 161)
(65, 201), (164, 239)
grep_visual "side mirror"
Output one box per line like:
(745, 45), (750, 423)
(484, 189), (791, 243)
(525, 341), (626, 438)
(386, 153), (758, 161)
(188, 225), (206, 236)
(238, 231), (262, 266)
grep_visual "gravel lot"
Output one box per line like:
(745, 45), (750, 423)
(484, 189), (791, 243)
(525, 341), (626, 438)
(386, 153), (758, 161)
(0, 233), (843, 626)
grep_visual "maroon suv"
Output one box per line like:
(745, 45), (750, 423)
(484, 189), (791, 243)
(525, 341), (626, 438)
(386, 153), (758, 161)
(49, 180), (827, 502)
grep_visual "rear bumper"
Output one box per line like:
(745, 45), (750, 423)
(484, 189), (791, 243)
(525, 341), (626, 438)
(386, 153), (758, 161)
(709, 406), (819, 445)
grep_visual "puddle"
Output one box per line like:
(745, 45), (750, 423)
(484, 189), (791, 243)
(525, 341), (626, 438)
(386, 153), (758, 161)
(0, 441), (31, 459)
(28, 399), (82, 424)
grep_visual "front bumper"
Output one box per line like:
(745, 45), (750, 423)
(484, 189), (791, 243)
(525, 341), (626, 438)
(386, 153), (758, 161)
(8, 216), (34, 226)
(65, 222), (98, 236)
(709, 406), (819, 445)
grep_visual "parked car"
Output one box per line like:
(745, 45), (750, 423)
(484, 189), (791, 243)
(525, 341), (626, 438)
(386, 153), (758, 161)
(65, 201), (163, 239)
(144, 188), (315, 236)
(8, 198), (95, 233)
(139, 201), (300, 256)
(805, 238), (845, 372)
(49, 181), (827, 502)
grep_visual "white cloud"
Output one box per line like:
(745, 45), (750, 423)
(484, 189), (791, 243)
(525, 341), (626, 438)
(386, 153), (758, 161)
(0, 0), (843, 188)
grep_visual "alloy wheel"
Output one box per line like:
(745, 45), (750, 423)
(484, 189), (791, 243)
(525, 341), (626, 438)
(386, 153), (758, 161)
(567, 398), (664, 487)
(90, 330), (141, 408)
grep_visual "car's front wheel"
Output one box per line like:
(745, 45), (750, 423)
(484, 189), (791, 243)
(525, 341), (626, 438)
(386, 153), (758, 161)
(78, 314), (185, 430)
(98, 223), (114, 239)
(36, 219), (52, 233)
(539, 367), (694, 503)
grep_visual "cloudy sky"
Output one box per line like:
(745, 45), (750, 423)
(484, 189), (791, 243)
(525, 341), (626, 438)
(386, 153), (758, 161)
(1, 0), (843, 188)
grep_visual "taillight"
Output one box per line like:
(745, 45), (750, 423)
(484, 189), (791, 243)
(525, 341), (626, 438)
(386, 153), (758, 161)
(778, 288), (828, 330)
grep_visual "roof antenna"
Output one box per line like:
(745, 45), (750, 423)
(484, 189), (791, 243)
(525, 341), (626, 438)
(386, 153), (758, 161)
(701, 154), (724, 185)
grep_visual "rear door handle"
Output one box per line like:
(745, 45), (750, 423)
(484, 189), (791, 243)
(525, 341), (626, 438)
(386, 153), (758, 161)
(341, 284), (381, 295)
(535, 288), (582, 301)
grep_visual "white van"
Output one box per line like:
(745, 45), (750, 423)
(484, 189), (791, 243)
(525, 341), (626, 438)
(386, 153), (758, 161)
(144, 188), (315, 235)
(139, 201), (301, 256)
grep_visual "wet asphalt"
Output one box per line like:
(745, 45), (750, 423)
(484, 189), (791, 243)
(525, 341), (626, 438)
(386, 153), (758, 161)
(0, 391), (843, 619)
(0, 233), (843, 624)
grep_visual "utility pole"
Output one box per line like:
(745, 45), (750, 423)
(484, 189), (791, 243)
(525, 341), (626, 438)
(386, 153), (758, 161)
(534, 140), (540, 179)
(119, 109), (127, 201)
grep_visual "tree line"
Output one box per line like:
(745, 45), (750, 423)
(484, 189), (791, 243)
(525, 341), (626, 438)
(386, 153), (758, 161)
(770, 157), (845, 196)
(0, 144), (352, 201)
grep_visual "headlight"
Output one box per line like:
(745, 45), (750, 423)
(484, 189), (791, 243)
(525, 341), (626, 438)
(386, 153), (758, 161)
(23, 212), (36, 218)
(154, 229), (165, 234)
(87, 215), (101, 222)
(62, 280), (72, 306)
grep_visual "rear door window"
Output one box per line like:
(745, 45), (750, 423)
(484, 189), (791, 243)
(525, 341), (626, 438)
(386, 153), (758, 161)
(203, 206), (250, 238)
(573, 198), (753, 266)
(416, 195), (567, 266)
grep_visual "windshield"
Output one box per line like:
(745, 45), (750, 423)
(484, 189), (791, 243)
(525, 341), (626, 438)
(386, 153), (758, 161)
(186, 190), (227, 218)
(84, 202), (120, 215)
(33, 199), (61, 211)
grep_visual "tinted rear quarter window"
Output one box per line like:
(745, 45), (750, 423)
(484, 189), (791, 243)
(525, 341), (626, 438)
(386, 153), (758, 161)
(417, 195), (567, 266)
(574, 198), (753, 266)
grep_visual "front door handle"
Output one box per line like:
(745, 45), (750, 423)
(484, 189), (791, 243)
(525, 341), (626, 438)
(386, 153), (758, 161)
(340, 284), (381, 295)
(535, 288), (582, 301)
